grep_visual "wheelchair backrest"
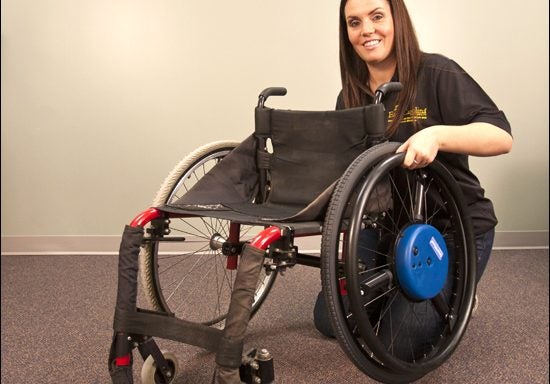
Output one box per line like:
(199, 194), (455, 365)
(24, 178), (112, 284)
(254, 104), (386, 207)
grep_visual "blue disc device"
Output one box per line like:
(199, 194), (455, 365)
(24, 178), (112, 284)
(394, 224), (449, 300)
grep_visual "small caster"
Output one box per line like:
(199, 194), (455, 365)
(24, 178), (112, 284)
(141, 350), (179, 384)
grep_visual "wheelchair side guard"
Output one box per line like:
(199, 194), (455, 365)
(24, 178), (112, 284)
(109, 222), (181, 384)
(394, 224), (449, 301)
(109, 209), (282, 384)
(215, 226), (284, 384)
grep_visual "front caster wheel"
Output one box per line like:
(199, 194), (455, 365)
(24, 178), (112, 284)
(141, 350), (179, 384)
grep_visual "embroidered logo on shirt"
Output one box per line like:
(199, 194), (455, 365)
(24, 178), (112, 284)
(388, 105), (428, 124)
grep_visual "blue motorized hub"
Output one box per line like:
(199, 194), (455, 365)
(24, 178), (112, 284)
(394, 224), (449, 300)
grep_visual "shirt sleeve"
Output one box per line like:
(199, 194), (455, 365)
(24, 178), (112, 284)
(433, 59), (512, 135)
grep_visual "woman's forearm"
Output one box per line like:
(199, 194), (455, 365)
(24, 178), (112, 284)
(397, 122), (513, 169)
(430, 122), (513, 157)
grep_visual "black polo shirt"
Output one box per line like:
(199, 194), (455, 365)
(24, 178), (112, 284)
(336, 53), (512, 235)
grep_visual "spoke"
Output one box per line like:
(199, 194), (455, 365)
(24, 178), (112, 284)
(371, 217), (398, 238)
(364, 285), (397, 309)
(182, 182), (190, 193)
(357, 243), (393, 263)
(359, 262), (392, 275)
(172, 252), (222, 313)
(172, 219), (213, 240)
(406, 172), (415, 223)
(253, 276), (267, 301)
(240, 225), (256, 239)
(158, 244), (211, 275)
(221, 262), (235, 292)
(386, 300), (413, 355)
(208, 250), (235, 321)
(389, 172), (413, 225)
(192, 169), (201, 183)
(162, 248), (215, 293)
(422, 176), (435, 223)
(372, 289), (399, 335)
(161, 249), (223, 301)
(371, 178), (387, 212)
(409, 301), (440, 356)
(215, 218), (228, 238)
(199, 216), (222, 237)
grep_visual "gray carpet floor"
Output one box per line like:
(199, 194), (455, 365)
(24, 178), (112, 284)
(1, 249), (548, 384)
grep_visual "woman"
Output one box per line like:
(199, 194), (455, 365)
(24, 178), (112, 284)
(314, 0), (513, 339)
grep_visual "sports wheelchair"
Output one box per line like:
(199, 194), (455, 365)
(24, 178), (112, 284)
(108, 82), (477, 384)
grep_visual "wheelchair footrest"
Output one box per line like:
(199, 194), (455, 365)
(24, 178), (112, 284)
(239, 348), (275, 384)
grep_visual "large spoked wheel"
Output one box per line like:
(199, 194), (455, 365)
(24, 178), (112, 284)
(321, 142), (476, 384)
(139, 140), (277, 326)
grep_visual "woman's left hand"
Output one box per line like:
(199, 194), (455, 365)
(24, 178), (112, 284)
(396, 127), (440, 169)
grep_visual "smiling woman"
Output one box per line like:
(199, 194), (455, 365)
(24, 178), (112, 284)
(343, 0), (395, 81)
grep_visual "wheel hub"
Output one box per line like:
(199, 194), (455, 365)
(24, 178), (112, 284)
(394, 224), (449, 300)
(209, 233), (225, 251)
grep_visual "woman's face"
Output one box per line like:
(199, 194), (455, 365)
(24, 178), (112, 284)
(344, 0), (395, 68)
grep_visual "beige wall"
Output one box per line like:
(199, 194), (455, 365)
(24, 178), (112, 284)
(1, 1), (548, 247)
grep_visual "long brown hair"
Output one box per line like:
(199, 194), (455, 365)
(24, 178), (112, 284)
(339, 0), (422, 137)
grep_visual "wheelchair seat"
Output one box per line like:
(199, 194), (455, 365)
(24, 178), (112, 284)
(161, 104), (390, 223)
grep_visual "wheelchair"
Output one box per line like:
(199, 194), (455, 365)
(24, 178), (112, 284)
(108, 82), (477, 384)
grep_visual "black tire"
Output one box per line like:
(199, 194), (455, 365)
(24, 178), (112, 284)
(321, 142), (476, 383)
(139, 141), (277, 326)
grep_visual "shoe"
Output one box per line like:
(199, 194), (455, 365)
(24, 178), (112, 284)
(313, 291), (335, 338)
(472, 294), (479, 315)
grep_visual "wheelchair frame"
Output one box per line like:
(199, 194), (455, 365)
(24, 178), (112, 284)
(108, 83), (477, 384)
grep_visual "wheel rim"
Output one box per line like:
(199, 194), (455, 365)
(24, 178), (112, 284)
(343, 154), (475, 374)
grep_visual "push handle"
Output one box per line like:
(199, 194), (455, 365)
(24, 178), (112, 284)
(374, 82), (403, 104)
(258, 87), (287, 108)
